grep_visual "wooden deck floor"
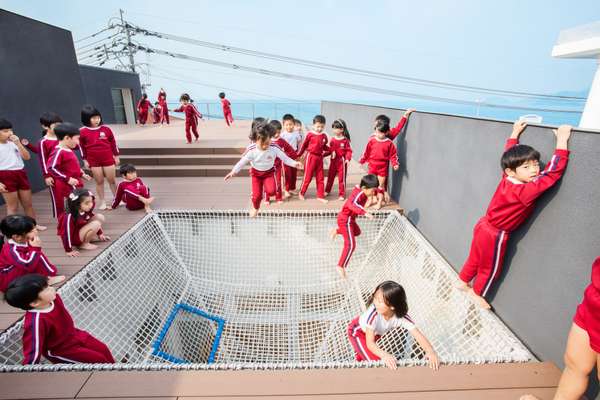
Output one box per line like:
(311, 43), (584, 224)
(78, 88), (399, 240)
(0, 121), (560, 399)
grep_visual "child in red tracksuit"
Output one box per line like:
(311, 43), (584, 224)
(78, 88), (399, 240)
(4, 274), (115, 365)
(0, 215), (64, 293)
(219, 92), (234, 126)
(109, 164), (154, 213)
(457, 122), (572, 309)
(225, 118), (301, 217)
(152, 102), (162, 124)
(57, 189), (109, 257)
(48, 123), (91, 218)
(174, 93), (203, 144)
(137, 94), (153, 125)
(325, 119), (353, 200)
(158, 88), (169, 124)
(359, 120), (399, 209)
(79, 105), (120, 210)
(280, 114), (302, 197)
(330, 174), (378, 279)
(264, 120), (297, 204)
(298, 115), (329, 203)
(20, 112), (62, 218)
(374, 109), (415, 141)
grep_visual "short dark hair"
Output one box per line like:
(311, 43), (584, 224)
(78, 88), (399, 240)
(293, 119), (302, 126)
(375, 114), (390, 125)
(313, 115), (326, 124)
(180, 93), (190, 102)
(40, 112), (63, 129)
(375, 119), (390, 134)
(54, 122), (80, 141)
(282, 114), (294, 122)
(0, 118), (13, 130)
(501, 144), (541, 171)
(367, 281), (408, 318)
(219, 92), (226, 99)
(254, 120), (275, 143)
(250, 117), (268, 141)
(269, 120), (282, 131)
(4, 274), (49, 310)
(0, 214), (36, 247)
(81, 105), (102, 127)
(119, 163), (137, 176)
(360, 174), (379, 189)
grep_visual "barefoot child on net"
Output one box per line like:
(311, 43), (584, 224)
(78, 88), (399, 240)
(57, 189), (109, 257)
(0, 215), (64, 294)
(5, 274), (114, 364)
(330, 174), (378, 279)
(348, 281), (439, 370)
(109, 164), (154, 213)
(224, 119), (302, 217)
(457, 122), (572, 309)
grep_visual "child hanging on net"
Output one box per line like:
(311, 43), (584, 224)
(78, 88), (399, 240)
(457, 122), (572, 309)
(325, 119), (352, 200)
(298, 115), (329, 203)
(57, 188), (109, 257)
(109, 164), (154, 213)
(330, 174), (378, 279)
(359, 120), (399, 209)
(348, 280), (439, 370)
(224, 118), (302, 218)
(4, 273), (114, 364)
(0, 215), (64, 293)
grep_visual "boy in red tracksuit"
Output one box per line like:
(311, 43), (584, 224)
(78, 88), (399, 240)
(137, 94), (153, 125)
(152, 102), (161, 124)
(457, 121), (572, 309)
(174, 94), (203, 144)
(298, 115), (329, 202)
(48, 123), (91, 217)
(5, 274), (115, 365)
(325, 119), (353, 200)
(359, 120), (399, 209)
(264, 120), (297, 204)
(158, 88), (169, 124)
(109, 164), (154, 212)
(374, 109), (415, 141)
(219, 92), (234, 126)
(330, 174), (378, 279)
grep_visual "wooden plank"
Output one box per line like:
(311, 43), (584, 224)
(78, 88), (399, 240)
(0, 371), (91, 400)
(77, 363), (560, 398)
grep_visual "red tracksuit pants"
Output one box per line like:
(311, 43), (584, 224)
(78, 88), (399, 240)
(325, 157), (347, 197)
(44, 329), (115, 364)
(223, 110), (234, 126)
(300, 153), (325, 198)
(138, 110), (148, 125)
(459, 217), (509, 299)
(264, 164), (283, 201)
(337, 215), (361, 269)
(347, 317), (381, 361)
(185, 119), (199, 143)
(284, 165), (298, 191)
(160, 104), (170, 124)
(51, 180), (82, 218)
(251, 168), (275, 210)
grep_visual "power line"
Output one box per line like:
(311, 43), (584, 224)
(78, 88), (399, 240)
(134, 44), (582, 114)
(130, 24), (585, 102)
(76, 32), (121, 51)
(74, 26), (115, 43)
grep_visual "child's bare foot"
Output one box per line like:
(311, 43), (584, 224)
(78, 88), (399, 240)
(454, 280), (469, 291)
(186, 141), (192, 144)
(141, 196), (155, 205)
(336, 266), (347, 279)
(144, 206), (153, 213)
(79, 242), (98, 250)
(384, 192), (391, 203)
(249, 208), (258, 218)
(317, 198), (328, 204)
(35, 225), (47, 231)
(373, 202), (382, 210)
(329, 228), (338, 241)
(468, 289), (491, 309)
(276, 200), (283, 204)
(298, 194), (305, 201)
(264, 199), (270, 206)
(289, 190), (298, 195)
(518, 396), (540, 400)
(338, 196), (345, 201)
(48, 275), (66, 286)
(324, 192), (329, 197)
(98, 234), (111, 242)
(283, 191), (291, 199)
(98, 202), (107, 210)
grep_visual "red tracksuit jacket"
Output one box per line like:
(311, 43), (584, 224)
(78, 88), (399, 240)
(173, 103), (202, 123)
(79, 126), (119, 163)
(25, 137), (59, 178)
(271, 137), (297, 167)
(297, 131), (329, 157)
(387, 116), (408, 141)
(0, 241), (57, 292)
(484, 138), (569, 232)
(137, 99), (152, 112)
(48, 147), (83, 184)
(111, 178), (150, 210)
(338, 186), (368, 221)
(221, 98), (231, 112)
(358, 137), (398, 167)
(57, 209), (103, 253)
(326, 137), (353, 160)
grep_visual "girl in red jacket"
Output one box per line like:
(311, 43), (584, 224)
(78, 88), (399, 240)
(79, 105), (120, 210)
(325, 119), (353, 200)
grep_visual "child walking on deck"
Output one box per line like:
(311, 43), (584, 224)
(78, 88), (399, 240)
(264, 120), (297, 204)
(281, 114), (303, 197)
(298, 115), (329, 202)
(219, 92), (234, 126)
(174, 94), (203, 144)
(325, 119), (352, 200)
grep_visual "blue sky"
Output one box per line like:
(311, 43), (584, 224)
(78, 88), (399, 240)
(2, 1), (598, 118)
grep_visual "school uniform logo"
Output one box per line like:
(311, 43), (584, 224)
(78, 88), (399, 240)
(266, 155), (274, 162)
(99, 132), (107, 139)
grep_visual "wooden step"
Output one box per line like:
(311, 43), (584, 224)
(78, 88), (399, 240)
(119, 147), (246, 156)
(136, 165), (327, 178)
(120, 154), (241, 166)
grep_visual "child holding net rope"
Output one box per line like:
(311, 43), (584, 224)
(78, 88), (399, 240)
(224, 118), (302, 217)
(348, 281), (439, 370)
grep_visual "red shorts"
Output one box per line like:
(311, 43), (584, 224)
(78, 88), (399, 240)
(574, 299), (600, 353)
(367, 161), (389, 177)
(0, 169), (31, 192)
(86, 153), (116, 168)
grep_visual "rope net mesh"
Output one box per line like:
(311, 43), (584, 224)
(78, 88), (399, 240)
(0, 210), (533, 371)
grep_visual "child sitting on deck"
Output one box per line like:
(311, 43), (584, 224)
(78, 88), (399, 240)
(109, 164), (154, 213)
(457, 121), (572, 309)
(5, 274), (114, 364)
(348, 281), (439, 370)
(224, 119), (301, 218)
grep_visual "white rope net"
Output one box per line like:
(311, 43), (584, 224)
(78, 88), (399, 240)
(0, 210), (533, 371)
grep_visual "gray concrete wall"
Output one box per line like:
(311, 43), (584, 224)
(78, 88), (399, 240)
(79, 65), (142, 124)
(322, 101), (600, 370)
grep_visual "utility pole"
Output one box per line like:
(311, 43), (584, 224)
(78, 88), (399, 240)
(120, 9), (136, 73)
